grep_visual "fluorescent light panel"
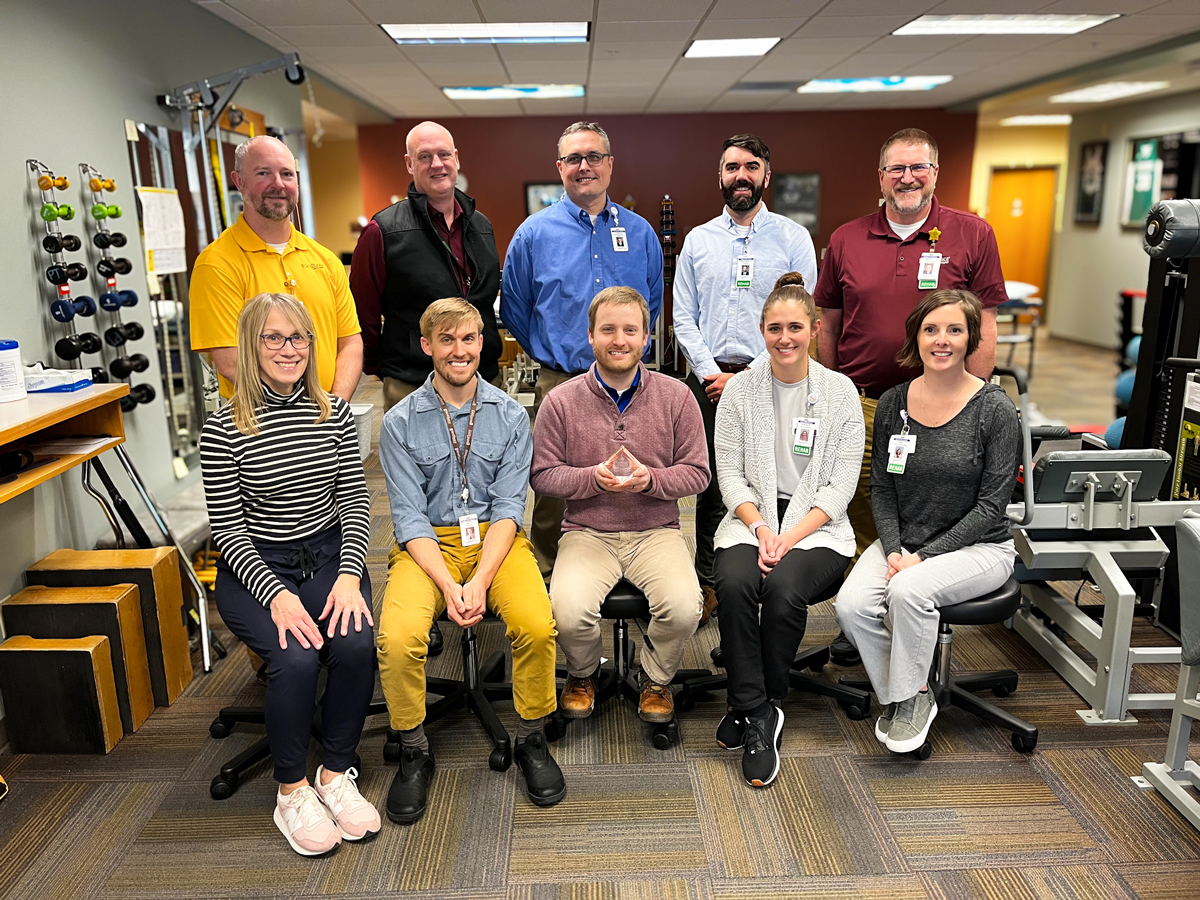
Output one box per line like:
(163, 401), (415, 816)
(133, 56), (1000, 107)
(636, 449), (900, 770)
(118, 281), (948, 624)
(894, 14), (1119, 35)
(1000, 115), (1073, 126)
(442, 84), (585, 100)
(1050, 81), (1170, 103)
(685, 37), (779, 58)
(382, 22), (588, 44)
(798, 76), (952, 93)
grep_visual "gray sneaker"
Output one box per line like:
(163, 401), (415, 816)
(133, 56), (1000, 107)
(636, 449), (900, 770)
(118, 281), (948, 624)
(874, 702), (897, 744)
(885, 690), (938, 754)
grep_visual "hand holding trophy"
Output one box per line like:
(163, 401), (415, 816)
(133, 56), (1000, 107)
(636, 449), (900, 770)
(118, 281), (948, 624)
(596, 446), (651, 492)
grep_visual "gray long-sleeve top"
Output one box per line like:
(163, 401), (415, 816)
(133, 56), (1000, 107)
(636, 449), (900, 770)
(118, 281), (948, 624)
(870, 381), (1018, 558)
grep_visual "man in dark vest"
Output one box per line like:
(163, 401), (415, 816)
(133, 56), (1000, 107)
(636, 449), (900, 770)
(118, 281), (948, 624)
(351, 121), (502, 410)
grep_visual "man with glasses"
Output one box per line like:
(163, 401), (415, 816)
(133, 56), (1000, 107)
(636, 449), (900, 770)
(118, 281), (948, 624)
(191, 135), (363, 401)
(351, 120), (502, 411)
(672, 134), (817, 619)
(814, 127), (1005, 664)
(502, 121), (664, 577)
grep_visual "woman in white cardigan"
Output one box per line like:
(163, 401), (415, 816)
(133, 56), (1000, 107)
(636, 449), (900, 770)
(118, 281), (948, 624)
(712, 272), (865, 788)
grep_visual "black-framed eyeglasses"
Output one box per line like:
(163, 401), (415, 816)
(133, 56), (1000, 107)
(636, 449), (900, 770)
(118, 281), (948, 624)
(881, 163), (935, 177)
(260, 332), (313, 351)
(558, 151), (611, 168)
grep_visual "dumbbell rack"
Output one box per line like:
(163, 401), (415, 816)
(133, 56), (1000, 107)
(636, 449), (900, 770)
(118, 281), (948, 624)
(79, 163), (154, 413)
(27, 159), (101, 371)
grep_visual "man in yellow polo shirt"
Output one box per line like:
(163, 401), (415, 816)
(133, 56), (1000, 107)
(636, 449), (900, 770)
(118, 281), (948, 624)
(190, 135), (362, 401)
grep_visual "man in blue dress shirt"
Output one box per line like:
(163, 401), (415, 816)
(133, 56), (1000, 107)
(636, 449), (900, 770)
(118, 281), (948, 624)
(672, 134), (817, 616)
(502, 121), (664, 577)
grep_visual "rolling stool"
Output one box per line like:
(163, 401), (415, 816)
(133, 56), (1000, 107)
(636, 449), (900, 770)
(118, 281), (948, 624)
(841, 576), (1039, 759)
(675, 576), (872, 719)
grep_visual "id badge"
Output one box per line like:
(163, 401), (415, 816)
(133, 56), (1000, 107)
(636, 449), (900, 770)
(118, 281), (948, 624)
(887, 435), (916, 474)
(918, 252), (942, 290)
(792, 417), (817, 456)
(735, 256), (754, 289)
(459, 514), (481, 547)
(610, 227), (629, 252)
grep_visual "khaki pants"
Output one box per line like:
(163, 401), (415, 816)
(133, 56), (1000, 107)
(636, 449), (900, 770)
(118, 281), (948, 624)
(376, 523), (558, 730)
(530, 367), (579, 579)
(847, 394), (880, 557)
(550, 528), (703, 685)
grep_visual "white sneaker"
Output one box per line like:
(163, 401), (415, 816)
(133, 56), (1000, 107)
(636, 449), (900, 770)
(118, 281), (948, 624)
(273, 785), (341, 856)
(314, 766), (381, 841)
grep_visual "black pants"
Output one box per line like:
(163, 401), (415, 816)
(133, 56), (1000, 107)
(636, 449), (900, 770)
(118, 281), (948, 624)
(714, 501), (849, 711)
(686, 371), (725, 586)
(215, 525), (375, 784)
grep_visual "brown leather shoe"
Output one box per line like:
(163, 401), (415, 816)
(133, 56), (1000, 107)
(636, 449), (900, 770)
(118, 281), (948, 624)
(559, 674), (596, 718)
(699, 585), (718, 626)
(638, 677), (675, 723)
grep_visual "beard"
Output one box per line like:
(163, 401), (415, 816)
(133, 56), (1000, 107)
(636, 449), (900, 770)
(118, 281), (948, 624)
(594, 346), (639, 379)
(722, 177), (764, 211)
(884, 181), (933, 217)
(253, 192), (297, 222)
(435, 358), (477, 387)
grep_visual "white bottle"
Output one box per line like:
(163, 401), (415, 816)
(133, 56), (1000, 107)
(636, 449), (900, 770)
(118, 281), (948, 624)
(0, 341), (27, 403)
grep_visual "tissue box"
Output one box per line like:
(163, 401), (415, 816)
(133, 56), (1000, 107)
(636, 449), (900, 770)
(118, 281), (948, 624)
(25, 367), (93, 392)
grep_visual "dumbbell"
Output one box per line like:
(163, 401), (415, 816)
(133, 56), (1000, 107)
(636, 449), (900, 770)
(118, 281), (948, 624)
(98, 290), (138, 311)
(104, 322), (145, 346)
(55, 332), (102, 360)
(42, 233), (81, 254)
(109, 353), (149, 378)
(96, 257), (133, 277)
(50, 296), (98, 322)
(130, 384), (155, 404)
(36, 175), (69, 191)
(90, 367), (109, 384)
(45, 263), (88, 285)
(91, 203), (122, 220)
(92, 231), (127, 249)
(88, 177), (116, 193)
(40, 202), (75, 222)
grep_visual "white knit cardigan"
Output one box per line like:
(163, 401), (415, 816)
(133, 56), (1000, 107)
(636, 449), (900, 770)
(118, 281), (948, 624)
(713, 358), (865, 557)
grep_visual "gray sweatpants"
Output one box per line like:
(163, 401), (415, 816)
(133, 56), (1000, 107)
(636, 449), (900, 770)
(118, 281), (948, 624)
(835, 539), (1016, 705)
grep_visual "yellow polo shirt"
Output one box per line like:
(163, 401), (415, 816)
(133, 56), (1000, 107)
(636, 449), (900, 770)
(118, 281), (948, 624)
(189, 215), (360, 397)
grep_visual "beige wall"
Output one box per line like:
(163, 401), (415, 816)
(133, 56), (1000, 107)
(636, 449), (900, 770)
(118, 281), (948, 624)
(969, 125), (1070, 226)
(308, 138), (364, 258)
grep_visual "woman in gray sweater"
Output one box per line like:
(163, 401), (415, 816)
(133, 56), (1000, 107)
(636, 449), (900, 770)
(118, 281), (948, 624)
(836, 289), (1019, 755)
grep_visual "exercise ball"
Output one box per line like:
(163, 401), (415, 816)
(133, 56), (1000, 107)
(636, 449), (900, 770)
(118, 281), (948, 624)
(1105, 417), (1126, 449)
(1125, 335), (1142, 363)
(1116, 369), (1137, 405)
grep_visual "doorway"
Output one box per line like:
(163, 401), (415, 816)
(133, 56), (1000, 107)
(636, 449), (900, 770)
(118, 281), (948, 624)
(987, 166), (1058, 306)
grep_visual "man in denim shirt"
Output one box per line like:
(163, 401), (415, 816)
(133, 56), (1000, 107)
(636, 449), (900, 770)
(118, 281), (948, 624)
(377, 298), (563, 825)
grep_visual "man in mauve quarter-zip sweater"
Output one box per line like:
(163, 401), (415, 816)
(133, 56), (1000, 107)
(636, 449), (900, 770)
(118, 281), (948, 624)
(532, 287), (709, 727)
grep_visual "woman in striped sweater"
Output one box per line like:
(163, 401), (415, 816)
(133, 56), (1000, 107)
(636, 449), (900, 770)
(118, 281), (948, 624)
(201, 292), (379, 857)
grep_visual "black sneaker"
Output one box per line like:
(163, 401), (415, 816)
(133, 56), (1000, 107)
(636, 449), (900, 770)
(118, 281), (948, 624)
(742, 705), (784, 788)
(428, 622), (444, 657)
(387, 747), (435, 824)
(514, 733), (566, 807)
(716, 711), (746, 750)
(829, 631), (861, 666)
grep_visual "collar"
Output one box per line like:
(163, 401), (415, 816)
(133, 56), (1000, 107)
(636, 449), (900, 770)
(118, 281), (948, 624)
(410, 372), (502, 412)
(231, 214), (298, 254)
(586, 361), (648, 401)
(558, 193), (614, 225)
(594, 366), (640, 399)
(426, 198), (464, 226)
(407, 183), (476, 219)
(868, 196), (942, 240)
(721, 202), (770, 233)
(260, 379), (307, 407)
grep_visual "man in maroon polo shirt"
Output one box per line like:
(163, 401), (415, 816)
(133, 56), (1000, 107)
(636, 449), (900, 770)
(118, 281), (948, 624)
(815, 127), (1005, 663)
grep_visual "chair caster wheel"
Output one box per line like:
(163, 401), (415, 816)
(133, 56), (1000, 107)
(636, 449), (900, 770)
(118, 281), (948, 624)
(1011, 732), (1038, 753)
(651, 731), (671, 750)
(489, 746), (512, 771)
(912, 741), (932, 761)
(993, 685), (1011, 698)
(210, 719), (231, 739)
(840, 701), (867, 721)
(709, 647), (724, 667)
(678, 693), (696, 713)
(650, 720), (678, 750)
(545, 713), (569, 742)
(383, 729), (403, 762)
(210, 774), (237, 799)
(808, 662), (825, 673)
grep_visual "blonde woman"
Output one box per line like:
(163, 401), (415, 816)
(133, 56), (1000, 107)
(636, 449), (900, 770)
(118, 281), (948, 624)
(200, 292), (379, 856)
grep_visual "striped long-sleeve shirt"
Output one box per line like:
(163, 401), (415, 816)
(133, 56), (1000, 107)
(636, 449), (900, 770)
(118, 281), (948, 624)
(199, 383), (371, 606)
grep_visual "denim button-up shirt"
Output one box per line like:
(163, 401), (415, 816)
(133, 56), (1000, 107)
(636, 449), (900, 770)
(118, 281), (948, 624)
(380, 375), (532, 545)
(672, 205), (817, 378)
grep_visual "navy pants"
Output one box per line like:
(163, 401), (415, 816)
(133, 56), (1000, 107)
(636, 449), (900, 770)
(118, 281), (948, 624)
(215, 525), (375, 784)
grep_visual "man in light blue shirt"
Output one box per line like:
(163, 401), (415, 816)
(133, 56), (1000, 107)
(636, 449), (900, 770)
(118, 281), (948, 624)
(502, 121), (664, 576)
(672, 134), (817, 609)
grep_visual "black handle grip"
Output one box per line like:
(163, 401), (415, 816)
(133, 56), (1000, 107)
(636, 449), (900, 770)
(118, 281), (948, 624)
(1029, 425), (1073, 441)
(993, 365), (1029, 396)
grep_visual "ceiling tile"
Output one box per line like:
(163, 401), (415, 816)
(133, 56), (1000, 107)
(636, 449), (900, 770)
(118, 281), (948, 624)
(745, 54), (854, 79)
(868, 35), (974, 53)
(593, 21), (699, 42)
(225, 0), (368, 27)
(195, 1), (259, 30)
(766, 91), (839, 110)
(475, 0), (593, 21)
(591, 41), (689, 60)
(823, 52), (941, 75)
(704, 93), (781, 112)
(707, 0), (827, 18)
(355, 0), (481, 23)
(271, 25), (396, 46)
(907, 50), (1022, 73)
(498, 43), (591, 61)
(820, 0), (941, 15)
(770, 37), (878, 55)
(1088, 13), (1200, 34)
(514, 97), (587, 116)
(946, 33), (1072, 53)
(400, 44), (505, 63)
(693, 19), (810, 39)
(239, 24), (297, 51)
(1035, 0), (1166, 13)
(302, 45), (409, 64)
(589, 58), (676, 80)
(504, 60), (589, 82)
(597, 0), (712, 21)
(330, 60), (424, 79)
(451, 98), (526, 116)
(420, 62), (511, 83)
(927, 0), (1048, 11)
(794, 16), (917, 38)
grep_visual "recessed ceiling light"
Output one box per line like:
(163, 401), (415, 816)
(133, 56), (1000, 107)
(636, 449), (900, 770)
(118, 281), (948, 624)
(442, 84), (585, 100)
(798, 76), (952, 93)
(894, 15), (1119, 35)
(381, 22), (589, 44)
(1000, 115), (1073, 126)
(1050, 81), (1170, 103)
(685, 38), (779, 58)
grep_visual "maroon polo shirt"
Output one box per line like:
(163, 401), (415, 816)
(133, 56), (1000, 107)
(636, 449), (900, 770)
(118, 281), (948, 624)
(429, 199), (473, 297)
(814, 197), (1006, 396)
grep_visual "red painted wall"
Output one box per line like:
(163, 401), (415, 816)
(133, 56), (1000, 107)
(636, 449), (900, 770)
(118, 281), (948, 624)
(357, 108), (978, 262)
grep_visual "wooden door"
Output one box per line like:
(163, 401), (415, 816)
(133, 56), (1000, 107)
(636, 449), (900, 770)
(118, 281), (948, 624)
(986, 167), (1057, 302)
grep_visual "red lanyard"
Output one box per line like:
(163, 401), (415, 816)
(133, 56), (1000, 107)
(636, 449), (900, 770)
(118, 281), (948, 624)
(435, 387), (478, 502)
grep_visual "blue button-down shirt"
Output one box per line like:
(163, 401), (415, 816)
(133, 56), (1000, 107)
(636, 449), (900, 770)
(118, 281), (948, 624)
(501, 194), (664, 373)
(672, 205), (817, 378)
(380, 375), (532, 546)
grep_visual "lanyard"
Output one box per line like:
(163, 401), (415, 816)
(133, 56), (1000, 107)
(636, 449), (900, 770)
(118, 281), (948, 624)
(434, 386), (478, 503)
(609, 205), (620, 228)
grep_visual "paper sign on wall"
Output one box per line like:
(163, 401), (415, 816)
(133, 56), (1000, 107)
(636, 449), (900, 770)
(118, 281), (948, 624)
(135, 187), (187, 275)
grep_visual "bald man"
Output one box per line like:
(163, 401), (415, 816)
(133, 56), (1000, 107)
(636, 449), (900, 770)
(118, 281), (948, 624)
(190, 135), (363, 401)
(351, 121), (503, 409)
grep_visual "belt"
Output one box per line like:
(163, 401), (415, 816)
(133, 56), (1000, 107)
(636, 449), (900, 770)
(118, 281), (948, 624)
(859, 386), (887, 401)
(716, 361), (750, 374)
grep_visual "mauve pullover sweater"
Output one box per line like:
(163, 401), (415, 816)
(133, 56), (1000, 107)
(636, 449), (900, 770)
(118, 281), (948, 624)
(531, 362), (710, 532)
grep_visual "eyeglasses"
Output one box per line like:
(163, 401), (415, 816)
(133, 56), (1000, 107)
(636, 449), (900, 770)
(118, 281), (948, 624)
(881, 163), (935, 177)
(260, 332), (312, 351)
(414, 150), (455, 166)
(558, 152), (611, 168)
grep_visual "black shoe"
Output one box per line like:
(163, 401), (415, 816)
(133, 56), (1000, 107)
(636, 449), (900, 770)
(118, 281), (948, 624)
(829, 631), (861, 666)
(742, 705), (784, 788)
(387, 747), (435, 824)
(514, 733), (566, 807)
(428, 623), (444, 657)
(716, 711), (746, 750)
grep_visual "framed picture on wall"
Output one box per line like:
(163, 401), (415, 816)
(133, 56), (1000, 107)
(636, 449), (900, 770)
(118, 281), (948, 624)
(1122, 137), (1164, 226)
(525, 183), (563, 217)
(1075, 140), (1107, 224)
(771, 172), (820, 236)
